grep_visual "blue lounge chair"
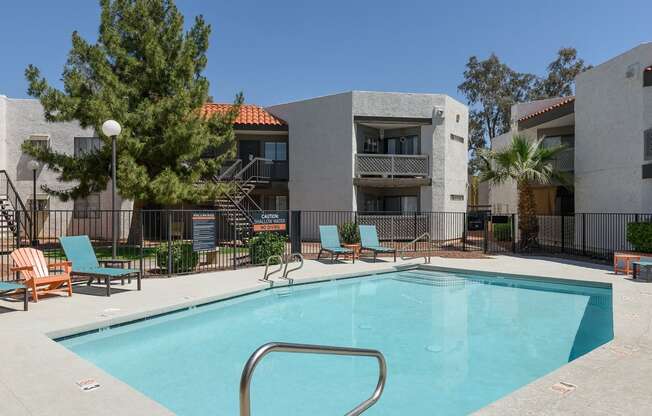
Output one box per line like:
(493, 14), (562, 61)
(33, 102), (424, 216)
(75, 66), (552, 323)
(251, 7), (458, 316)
(632, 255), (652, 280)
(317, 225), (354, 263)
(359, 225), (396, 262)
(0, 282), (28, 311)
(59, 235), (141, 296)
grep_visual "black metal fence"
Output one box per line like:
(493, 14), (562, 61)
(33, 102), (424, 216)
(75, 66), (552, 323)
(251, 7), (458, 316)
(1, 209), (651, 281)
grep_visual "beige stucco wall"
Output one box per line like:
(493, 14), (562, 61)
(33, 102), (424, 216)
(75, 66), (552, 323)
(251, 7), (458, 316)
(1, 97), (132, 240)
(575, 42), (652, 213)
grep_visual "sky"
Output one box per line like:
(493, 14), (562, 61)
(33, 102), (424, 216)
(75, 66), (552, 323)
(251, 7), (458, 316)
(1, 0), (651, 106)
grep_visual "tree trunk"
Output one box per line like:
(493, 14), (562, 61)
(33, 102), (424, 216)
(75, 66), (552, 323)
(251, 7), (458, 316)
(127, 200), (144, 245)
(517, 182), (539, 249)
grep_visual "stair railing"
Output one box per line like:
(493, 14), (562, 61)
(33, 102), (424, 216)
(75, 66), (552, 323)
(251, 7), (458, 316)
(0, 170), (32, 242)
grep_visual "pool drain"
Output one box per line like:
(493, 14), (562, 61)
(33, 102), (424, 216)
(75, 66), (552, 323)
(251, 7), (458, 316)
(425, 345), (443, 353)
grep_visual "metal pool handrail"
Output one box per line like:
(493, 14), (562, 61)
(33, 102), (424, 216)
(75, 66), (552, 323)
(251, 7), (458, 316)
(282, 252), (304, 282)
(239, 342), (387, 416)
(398, 232), (432, 263)
(260, 255), (284, 286)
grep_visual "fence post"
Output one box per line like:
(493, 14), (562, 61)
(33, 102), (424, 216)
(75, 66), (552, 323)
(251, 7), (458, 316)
(462, 213), (467, 252)
(139, 210), (144, 279)
(482, 215), (488, 254)
(232, 212), (238, 270)
(15, 210), (21, 249)
(290, 211), (301, 254)
(511, 213), (516, 253)
(413, 211), (418, 251)
(167, 210), (173, 277)
(582, 213), (587, 257)
(561, 214), (565, 253)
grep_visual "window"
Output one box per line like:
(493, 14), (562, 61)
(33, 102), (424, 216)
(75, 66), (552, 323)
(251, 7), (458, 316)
(644, 66), (652, 87)
(450, 134), (464, 143)
(74, 137), (102, 156)
(645, 129), (652, 161)
(27, 195), (49, 211)
(264, 142), (287, 161)
(262, 195), (288, 210)
(25, 134), (50, 151)
(450, 194), (465, 201)
(73, 193), (101, 218)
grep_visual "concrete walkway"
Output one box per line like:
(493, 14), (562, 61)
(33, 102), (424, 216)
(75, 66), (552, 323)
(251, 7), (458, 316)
(0, 255), (650, 415)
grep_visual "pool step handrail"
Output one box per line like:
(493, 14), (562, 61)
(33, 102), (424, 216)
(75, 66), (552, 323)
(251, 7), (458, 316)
(398, 232), (432, 264)
(239, 342), (387, 416)
(260, 255), (284, 286)
(282, 252), (304, 283)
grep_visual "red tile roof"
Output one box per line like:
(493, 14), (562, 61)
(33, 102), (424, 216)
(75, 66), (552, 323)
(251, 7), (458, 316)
(202, 103), (286, 127)
(518, 96), (575, 122)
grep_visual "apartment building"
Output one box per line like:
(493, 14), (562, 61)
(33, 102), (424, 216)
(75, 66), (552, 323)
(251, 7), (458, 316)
(489, 42), (652, 215)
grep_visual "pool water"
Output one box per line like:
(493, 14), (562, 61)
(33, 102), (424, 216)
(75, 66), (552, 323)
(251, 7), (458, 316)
(59, 269), (613, 415)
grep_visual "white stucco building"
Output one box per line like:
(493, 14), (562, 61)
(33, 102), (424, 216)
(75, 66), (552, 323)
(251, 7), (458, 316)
(0, 95), (131, 240)
(489, 42), (652, 215)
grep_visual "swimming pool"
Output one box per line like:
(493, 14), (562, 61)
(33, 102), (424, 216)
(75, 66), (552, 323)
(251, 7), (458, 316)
(59, 269), (613, 415)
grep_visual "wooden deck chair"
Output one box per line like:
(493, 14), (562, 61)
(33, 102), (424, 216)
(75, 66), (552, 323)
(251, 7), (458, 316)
(10, 248), (72, 302)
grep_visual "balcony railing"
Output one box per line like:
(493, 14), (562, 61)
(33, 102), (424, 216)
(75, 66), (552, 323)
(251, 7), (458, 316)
(355, 154), (429, 178)
(549, 148), (574, 172)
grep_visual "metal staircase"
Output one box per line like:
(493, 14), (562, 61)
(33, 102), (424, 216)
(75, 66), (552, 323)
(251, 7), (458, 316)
(213, 158), (272, 239)
(0, 170), (32, 249)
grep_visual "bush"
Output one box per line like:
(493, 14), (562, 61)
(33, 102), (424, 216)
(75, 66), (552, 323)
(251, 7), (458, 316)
(627, 222), (652, 253)
(493, 222), (512, 241)
(156, 241), (199, 273)
(339, 222), (360, 244)
(249, 232), (287, 265)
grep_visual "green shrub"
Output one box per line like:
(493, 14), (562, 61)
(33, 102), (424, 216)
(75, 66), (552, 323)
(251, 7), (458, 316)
(493, 222), (512, 241)
(249, 232), (287, 265)
(156, 241), (199, 273)
(627, 222), (652, 253)
(339, 222), (360, 244)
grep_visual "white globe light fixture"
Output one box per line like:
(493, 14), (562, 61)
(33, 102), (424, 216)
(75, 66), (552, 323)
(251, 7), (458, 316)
(28, 160), (41, 171)
(102, 119), (121, 259)
(101, 119), (122, 137)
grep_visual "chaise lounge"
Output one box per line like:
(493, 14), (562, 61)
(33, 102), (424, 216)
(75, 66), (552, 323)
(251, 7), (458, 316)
(317, 225), (354, 263)
(59, 235), (141, 296)
(359, 225), (396, 262)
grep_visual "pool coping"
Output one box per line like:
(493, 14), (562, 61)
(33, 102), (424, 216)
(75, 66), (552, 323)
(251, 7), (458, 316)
(1, 256), (650, 415)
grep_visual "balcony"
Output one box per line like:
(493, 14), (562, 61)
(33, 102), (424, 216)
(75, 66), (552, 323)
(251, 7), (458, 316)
(553, 148), (574, 172)
(354, 153), (430, 188)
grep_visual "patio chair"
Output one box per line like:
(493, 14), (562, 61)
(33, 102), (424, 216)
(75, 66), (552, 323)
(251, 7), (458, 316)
(9, 247), (72, 303)
(632, 255), (652, 280)
(317, 225), (354, 263)
(59, 235), (141, 297)
(0, 281), (29, 311)
(359, 225), (396, 263)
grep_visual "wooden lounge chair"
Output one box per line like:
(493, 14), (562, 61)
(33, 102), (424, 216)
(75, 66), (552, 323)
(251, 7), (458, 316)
(317, 225), (354, 263)
(10, 248), (72, 302)
(359, 225), (396, 262)
(59, 235), (141, 297)
(0, 282), (29, 311)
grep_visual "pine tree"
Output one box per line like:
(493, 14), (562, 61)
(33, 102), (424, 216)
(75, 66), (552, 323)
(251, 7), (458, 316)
(23, 0), (241, 209)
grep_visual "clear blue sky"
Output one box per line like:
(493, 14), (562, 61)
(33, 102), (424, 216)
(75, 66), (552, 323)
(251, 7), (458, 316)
(1, 0), (650, 106)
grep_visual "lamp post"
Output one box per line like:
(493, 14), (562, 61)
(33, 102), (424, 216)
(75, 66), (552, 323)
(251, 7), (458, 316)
(101, 120), (122, 259)
(27, 160), (40, 246)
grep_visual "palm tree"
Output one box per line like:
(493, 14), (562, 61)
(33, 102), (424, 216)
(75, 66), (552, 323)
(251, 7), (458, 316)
(479, 135), (568, 248)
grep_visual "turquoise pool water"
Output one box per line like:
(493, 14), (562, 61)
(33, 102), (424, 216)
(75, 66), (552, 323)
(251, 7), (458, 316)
(59, 269), (613, 415)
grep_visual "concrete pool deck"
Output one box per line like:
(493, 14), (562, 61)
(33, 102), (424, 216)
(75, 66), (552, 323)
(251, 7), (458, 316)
(0, 255), (650, 415)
